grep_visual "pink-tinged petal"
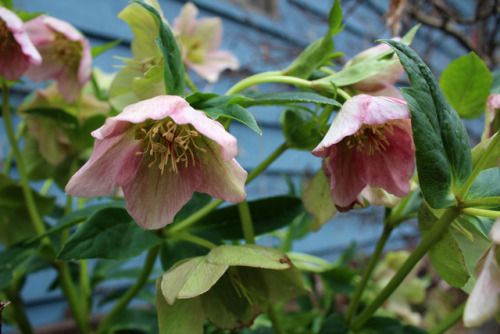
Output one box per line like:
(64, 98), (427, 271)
(57, 67), (81, 103)
(186, 50), (239, 83)
(313, 95), (409, 156)
(463, 247), (500, 327)
(78, 40), (91, 85)
(24, 16), (55, 45)
(122, 159), (202, 229)
(490, 217), (500, 244)
(194, 17), (222, 51)
(483, 94), (500, 139)
(65, 125), (142, 197)
(116, 96), (238, 160)
(24, 44), (65, 81)
(369, 85), (404, 99)
(173, 2), (198, 37)
(43, 16), (84, 42)
(195, 138), (247, 202)
(360, 186), (401, 208)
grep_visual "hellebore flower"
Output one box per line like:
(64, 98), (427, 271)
(173, 2), (239, 83)
(482, 93), (500, 139)
(344, 39), (404, 96)
(24, 15), (91, 102)
(312, 94), (415, 211)
(66, 95), (247, 229)
(0, 7), (41, 80)
(463, 218), (500, 327)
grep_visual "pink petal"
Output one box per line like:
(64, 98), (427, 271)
(369, 85), (404, 99)
(122, 159), (202, 229)
(24, 16), (56, 45)
(65, 124), (142, 197)
(57, 67), (81, 103)
(43, 16), (84, 42)
(195, 138), (247, 203)
(116, 96), (238, 161)
(186, 50), (239, 83)
(193, 17), (222, 51)
(24, 44), (65, 81)
(313, 95), (409, 156)
(173, 2), (198, 37)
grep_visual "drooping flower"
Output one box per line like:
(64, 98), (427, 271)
(312, 94), (415, 211)
(0, 7), (41, 80)
(65, 95), (247, 229)
(482, 93), (500, 140)
(344, 39), (404, 97)
(24, 15), (91, 102)
(173, 2), (239, 83)
(463, 218), (500, 327)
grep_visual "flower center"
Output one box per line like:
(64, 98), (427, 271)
(345, 123), (394, 156)
(51, 33), (83, 70)
(183, 37), (205, 63)
(135, 118), (205, 174)
(0, 19), (16, 54)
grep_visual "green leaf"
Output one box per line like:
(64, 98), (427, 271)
(91, 39), (124, 58)
(418, 204), (469, 287)
(284, 0), (341, 78)
(0, 174), (55, 247)
(319, 313), (349, 334)
(159, 239), (208, 271)
(359, 316), (408, 334)
(0, 0), (13, 10)
(320, 266), (357, 294)
(156, 279), (205, 334)
(0, 244), (37, 290)
(205, 103), (261, 135)
(439, 52), (493, 119)
(465, 168), (500, 202)
(237, 92), (341, 108)
(383, 39), (472, 209)
(133, 0), (185, 95)
(280, 108), (324, 151)
(22, 107), (79, 133)
(108, 308), (159, 333)
(58, 207), (163, 260)
(206, 244), (292, 269)
(188, 196), (304, 241)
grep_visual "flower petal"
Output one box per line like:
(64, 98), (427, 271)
(65, 124), (142, 197)
(194, 17), (222, 51)
(186, 50), (239, 83)
(122, 159), (202, 229)
(173, 2), (198, 37)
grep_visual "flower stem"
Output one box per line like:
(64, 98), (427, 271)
(345, 224), (393, 324)
(96, 246), (159, 334)
(456, 133), (500, 201)
(350, 207), (460, 331)
(238, 200), (255, 244)
(169, 199), (224, 234)
(3, 121), (24, 175)
(226, 71), (283, 95)
(247, 142), (289, 184)
(184, 73), (198, 92)
(173, 232), (217, 249)
(57, 262), (88, 333)
(267, 303), (284, 334)
(429, 301), (465, 334)
(226, 74), (314, 95)
(461, 196), (500, 208)
(1, 84), (46, 236)
(461, 207), (500, 219)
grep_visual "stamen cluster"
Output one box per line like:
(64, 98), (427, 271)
(345, 123), (394, 155)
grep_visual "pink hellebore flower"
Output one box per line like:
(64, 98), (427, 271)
(0, 7), (41, 80)
(173, 2), (239, 83)
(24, 15), (91, 103)
(344, 39), (404, 97)
(66, 95), (247, 229)
(312, 94), (415, 211)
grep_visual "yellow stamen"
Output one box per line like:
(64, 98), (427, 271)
(135, 118), (206, 174)
(345, 123), (394, 156)
(51, 33), (83, 70)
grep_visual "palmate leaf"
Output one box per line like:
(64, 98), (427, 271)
(383, 40), (472, 209)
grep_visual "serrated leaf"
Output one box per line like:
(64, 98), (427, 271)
(58, 207), (163, 260)
(206, 244), (291, 269)
(237, 91), (341, 108)
(440, 52), (493, 119)
(133, 0), (185, 95)
(91, 39), (124, 58)
(383, 39), (472, 209)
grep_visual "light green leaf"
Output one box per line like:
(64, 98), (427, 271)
(91, 39), (124, 58)
(206, 244), (292, 269)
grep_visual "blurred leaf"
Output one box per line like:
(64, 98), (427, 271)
(109, 308), (159, 333)
(159, 239), (208, 272)
(320, 266), (357, 294)
(319, 313), (349, 334)
(492, 71), (500, 94)
(58, 207), (163, 260)
(280, 108), (324, 151)
(0, 243), (37, 290)
(91, 39), (124, 58)
(439, 52), (492, 119)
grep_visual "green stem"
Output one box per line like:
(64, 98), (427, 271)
(57, 263), (88, 333)
(461, 196), (500, 208)
(267, 303), (284, 334)
(456, 133), (500, 201)
(169, 199), (224, 234)
(238, 200), (255, 244)
(1, 85), (46, 235)
(96, 246), (159, 334)
(350, 207), (460, 331)
(225, 71), (283, 95)
(3, 121), (24, 175)
(461, 207), (500, 219)
(39, 179), (54, 196)
(3, 290), (33, 334)
(429, 301), (465, 334)
(247, 142), (289, 184)
(184, 73), (198, 92)
(173, 232), (217, 249)
(345, 225), (393, 324)
(226, 75), (314, 95)
(79, 259), (90, 314)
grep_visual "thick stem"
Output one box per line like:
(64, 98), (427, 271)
(168, 199), (224, 234)
(225, 71), (283, 95)
(184, 73), (197, 92)
(345, 225), (393, 324)
(267, 303), (284, 334)
(226, 74), (314, 95)
(1, 84), (46, 235)
(238, 200), (255, 244)
(461, 207), (500, 219)
(350, 207), (460, 331)
(96, 246), (159, 334)
(429, 301), (465, 334)
(461, 196), (500, 208)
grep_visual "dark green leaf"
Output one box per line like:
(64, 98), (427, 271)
(58, 207), (163, 260)
(173, 192), (212, 224)
(91, 39), (124, 58)
(76, 114), (106, 150)
(109, 308), (159, 333)
(0, 0), (13, 10)
(280, 108), (323, 150)
(188, 196), (304, 241)
(159, 239), (208, 271)
(0, 244), (37, 290)
(320, 266), (357, 294)
(360, 316), (405, 334)
(21, 134), (55, 180)
(383, 39), (472, 209)
(22, 107), (79, 132)
(319, 313), (349, 334)
(439, 52), (493, 119)
(133, 1), (185, 95)
(205, 104), (261, 135)
(237, 92), (341, 108)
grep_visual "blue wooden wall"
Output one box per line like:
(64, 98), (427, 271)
(2, 0), (480, 331)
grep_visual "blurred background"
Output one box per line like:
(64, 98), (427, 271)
(2, 0), (500, 331)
